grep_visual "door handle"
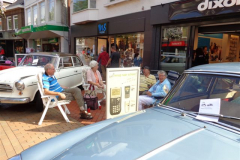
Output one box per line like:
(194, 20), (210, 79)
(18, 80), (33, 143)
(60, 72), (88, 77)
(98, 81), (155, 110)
(74, 70), (78, 72)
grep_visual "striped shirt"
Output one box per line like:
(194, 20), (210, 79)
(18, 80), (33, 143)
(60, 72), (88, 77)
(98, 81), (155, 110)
(139, 74), (157, 92)
(42, 73), (63, 93)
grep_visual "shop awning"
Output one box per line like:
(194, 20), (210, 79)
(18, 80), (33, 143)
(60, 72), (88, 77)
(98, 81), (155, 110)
(15, 25), (69, 39)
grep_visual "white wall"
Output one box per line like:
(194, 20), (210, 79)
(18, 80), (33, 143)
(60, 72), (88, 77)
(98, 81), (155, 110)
(71, 0), (179, 25)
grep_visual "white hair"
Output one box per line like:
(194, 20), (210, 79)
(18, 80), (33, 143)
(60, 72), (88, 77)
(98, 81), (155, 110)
(44, 63), (54, 71)
(89, 60), (98, 68)
(157, 70), (167, 76)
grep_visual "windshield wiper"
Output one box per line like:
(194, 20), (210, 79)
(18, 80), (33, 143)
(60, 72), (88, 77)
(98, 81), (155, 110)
(158, 104), (240, 121)
(181, 111), (240, 121)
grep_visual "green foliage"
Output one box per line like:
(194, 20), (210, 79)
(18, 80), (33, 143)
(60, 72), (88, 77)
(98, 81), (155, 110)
(73, 0), (88, 12)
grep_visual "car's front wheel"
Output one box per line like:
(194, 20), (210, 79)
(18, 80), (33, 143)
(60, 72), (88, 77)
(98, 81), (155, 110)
(34, 92), (44, 112)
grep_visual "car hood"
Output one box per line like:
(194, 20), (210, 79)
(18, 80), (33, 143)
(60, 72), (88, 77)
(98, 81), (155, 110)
(21, 107), (240, 160)
(0, 67), (43, 83)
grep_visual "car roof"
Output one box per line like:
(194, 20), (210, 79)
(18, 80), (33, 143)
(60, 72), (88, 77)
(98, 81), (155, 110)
(27, 52), (76, 57)
(186, 62), (240, 74)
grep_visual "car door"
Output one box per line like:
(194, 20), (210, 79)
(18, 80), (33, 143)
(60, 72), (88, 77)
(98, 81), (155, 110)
(72, 56), (84, 86)
(57, 56), (78, 88)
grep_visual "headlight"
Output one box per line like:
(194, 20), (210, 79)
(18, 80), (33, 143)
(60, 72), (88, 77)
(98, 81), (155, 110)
(15, 80), (25, 91)
(9, 154), (22, 160)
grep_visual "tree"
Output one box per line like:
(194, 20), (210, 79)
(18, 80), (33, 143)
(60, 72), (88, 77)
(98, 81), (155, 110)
(0, 0), (6, 18)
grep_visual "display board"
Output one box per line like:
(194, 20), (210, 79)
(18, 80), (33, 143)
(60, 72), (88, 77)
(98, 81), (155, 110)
(106, 67), (140, 119)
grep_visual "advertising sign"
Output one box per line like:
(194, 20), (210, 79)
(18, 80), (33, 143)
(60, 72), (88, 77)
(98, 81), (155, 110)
(106, 67), (140, 119)
(97, 22), (109, 35)
(169, 0), (240, 20)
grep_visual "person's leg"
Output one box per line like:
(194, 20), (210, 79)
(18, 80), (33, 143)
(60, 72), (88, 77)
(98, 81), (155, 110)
(138, 95), (153, 111)
(63, 88), (93, 119)
(101, 65), (106, 81)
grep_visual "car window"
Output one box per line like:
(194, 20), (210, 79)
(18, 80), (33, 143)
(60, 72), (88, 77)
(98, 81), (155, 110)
(72, 56), (83, 67)
(164, 74), (240, 128)
(63, 57), (73, 68)
(59, 58), (63, 68)
(19, 55), (58, 68)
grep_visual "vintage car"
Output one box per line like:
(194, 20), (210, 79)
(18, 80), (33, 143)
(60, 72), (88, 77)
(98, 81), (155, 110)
(0, 52), (89, 111)
(9, 63), (240, 160)
(0, 56), (15, 70)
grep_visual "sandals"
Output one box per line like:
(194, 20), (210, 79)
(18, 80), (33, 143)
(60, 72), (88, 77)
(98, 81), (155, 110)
(80, 111), (93, 119)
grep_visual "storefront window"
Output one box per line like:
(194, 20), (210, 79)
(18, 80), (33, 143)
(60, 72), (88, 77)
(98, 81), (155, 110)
(33, 5), (38, 25)
(76, 37), (96, 65)
(40, 2), (45, 23)
(160, 27), (188, 73)
(115, 33), (144, 66)
(41, 38), (59, 52)
(14, 40), (24, 53)
(48, 0), (55, 21)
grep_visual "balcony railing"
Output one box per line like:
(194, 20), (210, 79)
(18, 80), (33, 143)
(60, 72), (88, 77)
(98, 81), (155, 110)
(73, 0), (96, 13)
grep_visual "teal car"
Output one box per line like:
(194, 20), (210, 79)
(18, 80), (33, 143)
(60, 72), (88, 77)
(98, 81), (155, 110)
(10, 63), (240, 160)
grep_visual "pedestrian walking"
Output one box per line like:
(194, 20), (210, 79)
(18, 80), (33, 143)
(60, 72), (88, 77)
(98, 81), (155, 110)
(106, 46), (120, 68)
(97, 47), (109, 81)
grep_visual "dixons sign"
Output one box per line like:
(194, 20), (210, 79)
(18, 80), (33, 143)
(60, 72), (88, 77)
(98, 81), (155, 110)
(198, 0), (240, 11)
(169, 0), (240, 20)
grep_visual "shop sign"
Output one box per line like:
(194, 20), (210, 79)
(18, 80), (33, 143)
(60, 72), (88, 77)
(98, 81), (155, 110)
(48, 38), (58, 43)
(162, 41), (187, 47)
(169, 0), (240, 20)
(15, 25), (33, 35)
(97, 22), (108, 35)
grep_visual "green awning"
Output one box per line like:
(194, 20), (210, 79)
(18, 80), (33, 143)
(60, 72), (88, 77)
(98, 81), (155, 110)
(15, 25), (68, 39)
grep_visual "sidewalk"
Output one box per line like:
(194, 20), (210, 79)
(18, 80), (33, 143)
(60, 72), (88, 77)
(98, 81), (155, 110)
(0, 96), (106, 160)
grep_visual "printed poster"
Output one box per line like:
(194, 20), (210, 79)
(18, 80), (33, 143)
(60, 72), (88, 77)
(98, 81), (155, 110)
(106, 67), (140, 119)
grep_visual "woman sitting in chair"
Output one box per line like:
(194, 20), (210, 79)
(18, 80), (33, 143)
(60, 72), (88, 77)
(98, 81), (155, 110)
(87, 60), (106, 91)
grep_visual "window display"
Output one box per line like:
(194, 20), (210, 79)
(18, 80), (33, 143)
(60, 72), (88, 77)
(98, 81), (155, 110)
(160, 27), (188, 73)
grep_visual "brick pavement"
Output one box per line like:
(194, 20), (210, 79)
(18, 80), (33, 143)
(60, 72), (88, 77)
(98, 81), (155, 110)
(0, 94), (106, 160)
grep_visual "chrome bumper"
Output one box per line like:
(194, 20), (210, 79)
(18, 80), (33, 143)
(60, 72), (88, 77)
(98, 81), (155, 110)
(0, 97), (30, 104)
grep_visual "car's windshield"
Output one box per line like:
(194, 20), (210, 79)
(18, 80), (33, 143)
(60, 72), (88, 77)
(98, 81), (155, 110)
(163, 73), (240, 128)
(18, 55), (58, 68)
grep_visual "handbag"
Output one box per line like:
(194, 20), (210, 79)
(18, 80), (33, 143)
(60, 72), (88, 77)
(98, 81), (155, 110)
(83, 85), (98, 110)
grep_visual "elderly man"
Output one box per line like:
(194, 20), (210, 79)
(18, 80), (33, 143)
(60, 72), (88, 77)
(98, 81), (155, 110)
(138, 70), (171, 110)
(139, 66), (156, 95)
(42, 63), (93, 119)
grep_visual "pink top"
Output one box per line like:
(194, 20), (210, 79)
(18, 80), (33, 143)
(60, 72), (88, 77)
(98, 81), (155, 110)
(87, 69), (102, 84)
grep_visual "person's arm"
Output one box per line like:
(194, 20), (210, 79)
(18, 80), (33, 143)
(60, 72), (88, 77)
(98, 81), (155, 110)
(44, 88), (66, 99)
(152, 83), (171, 97)
(106, 58), (112, 67)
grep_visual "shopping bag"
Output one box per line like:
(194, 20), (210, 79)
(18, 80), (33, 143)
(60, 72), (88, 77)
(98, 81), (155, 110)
(84, 85), (98, 110)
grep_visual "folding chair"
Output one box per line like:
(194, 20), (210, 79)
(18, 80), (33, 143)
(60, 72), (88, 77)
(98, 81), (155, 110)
(36, 72), (71, 125)
(167, 70), (180, 86)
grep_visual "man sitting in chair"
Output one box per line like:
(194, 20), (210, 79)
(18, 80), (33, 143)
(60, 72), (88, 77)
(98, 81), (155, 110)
(138, 70), (171, 110)
(42, 63), (93, 119)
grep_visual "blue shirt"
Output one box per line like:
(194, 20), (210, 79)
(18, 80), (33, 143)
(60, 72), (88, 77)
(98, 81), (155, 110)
(42, 73), (63, 93)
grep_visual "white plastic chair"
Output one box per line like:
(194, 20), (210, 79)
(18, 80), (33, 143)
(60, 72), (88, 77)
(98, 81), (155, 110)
(36, 72), (71, 125)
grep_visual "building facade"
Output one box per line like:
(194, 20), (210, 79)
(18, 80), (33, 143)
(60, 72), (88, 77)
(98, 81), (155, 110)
(70, 0), (177, 66)
(0, 0), (26, 58)
(150, 0), (240, 73)
(16, 0), (69, 53)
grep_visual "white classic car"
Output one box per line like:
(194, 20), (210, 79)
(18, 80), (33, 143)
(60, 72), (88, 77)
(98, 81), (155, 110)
(0, 52), (89, 111)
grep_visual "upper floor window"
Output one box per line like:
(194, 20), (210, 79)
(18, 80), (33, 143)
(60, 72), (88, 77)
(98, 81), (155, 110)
(40, 2), (45, 23)
(0, 18), (2, 30)
(27, 8), (31, 25)
(13, 15), (18, 29)
(33, 5), (38, 25)
(7, 16), (12, 30)
(73, 0), (96, 12)
(48, 0), (55, 21)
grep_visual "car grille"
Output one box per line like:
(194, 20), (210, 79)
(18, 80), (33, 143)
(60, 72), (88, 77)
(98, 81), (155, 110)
(0, 84), (13, 92)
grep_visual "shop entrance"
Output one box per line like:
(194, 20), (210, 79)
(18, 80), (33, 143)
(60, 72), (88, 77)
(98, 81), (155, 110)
(97, 37), (108, 54)
(195, 23), (240, 66)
